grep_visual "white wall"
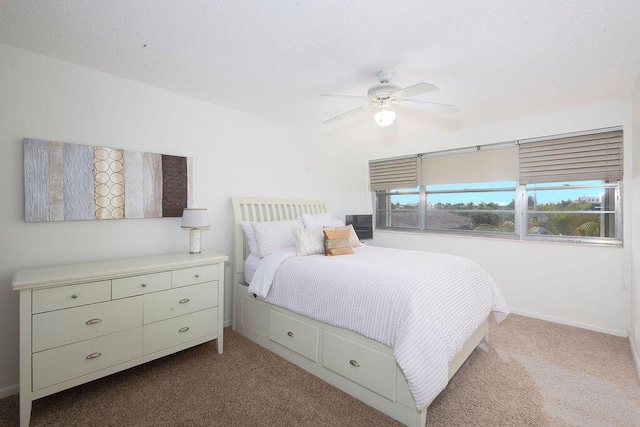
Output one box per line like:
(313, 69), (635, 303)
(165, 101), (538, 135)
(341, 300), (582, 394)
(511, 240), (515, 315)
(359, 101), (633, 337)
(631, 74), (640, 375)
(0, 45), (363, 395)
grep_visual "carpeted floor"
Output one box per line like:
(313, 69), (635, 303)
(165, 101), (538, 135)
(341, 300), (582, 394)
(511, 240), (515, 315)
(0, 314), (639, 426)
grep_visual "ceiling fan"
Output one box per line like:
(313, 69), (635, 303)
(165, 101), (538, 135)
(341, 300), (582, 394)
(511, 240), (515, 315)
(321, 71), (461, 127)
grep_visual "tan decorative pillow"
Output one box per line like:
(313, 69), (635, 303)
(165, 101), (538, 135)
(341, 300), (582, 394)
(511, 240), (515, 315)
(323, 227), (354, 256)
(322, 224), (361, 247)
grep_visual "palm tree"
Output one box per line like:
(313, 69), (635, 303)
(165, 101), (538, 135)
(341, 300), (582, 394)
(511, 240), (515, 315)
(572, 221), (600, 236)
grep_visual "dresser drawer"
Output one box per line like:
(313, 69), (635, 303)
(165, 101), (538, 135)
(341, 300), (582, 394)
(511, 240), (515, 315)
(32, 327), (143, 391)
(269, 310), (319, 362)
(172, 265), (218, 288)
(112, 271), (171, 299)
(143, 308), (218, 355)
(322, 331), (396, 400)
(33, 297), (143, 352)
(143, 281), (217, 324)
(32, 280), (111, 314)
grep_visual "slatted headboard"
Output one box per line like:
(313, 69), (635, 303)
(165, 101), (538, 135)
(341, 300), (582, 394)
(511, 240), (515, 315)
(231, 197), (329, 286)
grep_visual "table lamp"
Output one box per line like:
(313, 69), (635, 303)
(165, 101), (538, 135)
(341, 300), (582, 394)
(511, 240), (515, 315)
(181, 208), (210, 254)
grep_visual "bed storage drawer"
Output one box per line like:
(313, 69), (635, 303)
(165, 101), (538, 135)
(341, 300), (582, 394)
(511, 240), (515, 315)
(32, 327), (143, 391)
(322, 331), (396, 400)
(269, 310), (319, 362)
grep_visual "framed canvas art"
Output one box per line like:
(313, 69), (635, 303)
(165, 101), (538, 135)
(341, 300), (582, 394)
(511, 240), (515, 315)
(23, 139), (193, 222)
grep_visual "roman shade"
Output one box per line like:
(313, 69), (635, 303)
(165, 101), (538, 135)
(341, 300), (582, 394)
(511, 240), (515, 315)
(369, 156), (419, 191)
(420, 146), (518, 186)
(519, 129), (623, 184)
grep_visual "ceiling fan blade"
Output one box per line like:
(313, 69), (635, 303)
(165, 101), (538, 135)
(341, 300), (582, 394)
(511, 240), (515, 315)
(323, 105), (373, 124)
(398, 98), (461, 114)
(321, 93), (370, 101)
(392, 82), (439, 99)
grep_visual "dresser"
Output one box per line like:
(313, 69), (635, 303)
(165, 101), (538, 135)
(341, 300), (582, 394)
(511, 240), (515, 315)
(12, 252), (228, 427)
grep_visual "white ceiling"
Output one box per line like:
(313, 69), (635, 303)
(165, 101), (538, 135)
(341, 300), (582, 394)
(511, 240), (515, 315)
(2, 1), (640, 142)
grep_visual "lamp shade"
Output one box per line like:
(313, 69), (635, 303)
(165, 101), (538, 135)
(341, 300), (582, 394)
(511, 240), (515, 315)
(181, 208), (210, 229)
(374, 109), (396, 127)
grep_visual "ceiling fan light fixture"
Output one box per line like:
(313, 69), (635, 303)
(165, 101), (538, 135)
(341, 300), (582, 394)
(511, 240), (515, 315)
(374, 106), (396, 127)
(321, 71), (458, 126)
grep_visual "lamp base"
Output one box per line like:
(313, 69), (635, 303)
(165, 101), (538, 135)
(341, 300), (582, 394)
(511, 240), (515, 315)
(189, 228), (202, 254)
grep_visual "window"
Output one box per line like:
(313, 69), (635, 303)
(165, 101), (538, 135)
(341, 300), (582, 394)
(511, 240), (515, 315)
(524, 180), (619, 241)
(371, 127), (623, 245)
(426, 182), (516, 234)
(375, 180), (621, 244)
(375, 187), (419, 229)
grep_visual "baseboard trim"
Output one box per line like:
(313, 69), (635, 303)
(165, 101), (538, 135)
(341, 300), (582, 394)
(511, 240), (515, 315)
(224, 318), (232, 328)
(0, 383), (19, 399)
(630, 334), (640, 382)
(509, 308), (627, 337)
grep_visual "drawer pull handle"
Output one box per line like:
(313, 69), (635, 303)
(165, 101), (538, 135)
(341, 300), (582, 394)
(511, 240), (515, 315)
(195, 274), (200, 278)
(86, 352), (102, 360)
(178, 327), (190, 333)
(71, 294), (79, 299)
(85, 318), (102, 325)
(141, 283), (147, 288)
(349, 360), (360, 368)
(287, 331), (294, 337)
(179, 298), (190, 304)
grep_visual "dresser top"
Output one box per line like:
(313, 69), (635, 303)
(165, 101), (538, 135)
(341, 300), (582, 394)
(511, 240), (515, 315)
(12, 252), (228, 291)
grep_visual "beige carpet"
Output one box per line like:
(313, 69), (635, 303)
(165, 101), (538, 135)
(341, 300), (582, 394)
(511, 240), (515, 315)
(1, 314), (639, 426)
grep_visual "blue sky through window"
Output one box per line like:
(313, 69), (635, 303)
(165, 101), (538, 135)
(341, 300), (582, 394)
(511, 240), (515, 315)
(526, 180), (606, 204)
(427, 181), (515, 206)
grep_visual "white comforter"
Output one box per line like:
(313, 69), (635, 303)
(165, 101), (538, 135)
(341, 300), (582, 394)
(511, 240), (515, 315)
(248, 245), (509, 409)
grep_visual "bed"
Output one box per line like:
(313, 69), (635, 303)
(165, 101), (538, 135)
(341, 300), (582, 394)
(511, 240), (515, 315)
(232, 197), (508, 426)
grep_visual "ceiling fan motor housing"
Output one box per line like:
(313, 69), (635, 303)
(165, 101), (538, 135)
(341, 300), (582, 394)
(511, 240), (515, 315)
(367, 83), (400, 100)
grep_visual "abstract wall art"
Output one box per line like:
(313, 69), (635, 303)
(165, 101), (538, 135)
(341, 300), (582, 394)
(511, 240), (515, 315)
(23, 138), (193, 222)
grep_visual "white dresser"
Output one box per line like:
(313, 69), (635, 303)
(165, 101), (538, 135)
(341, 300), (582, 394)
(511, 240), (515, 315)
(12, 252), (228, 427)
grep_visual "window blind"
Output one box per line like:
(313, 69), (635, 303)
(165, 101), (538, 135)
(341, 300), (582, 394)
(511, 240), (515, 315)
(518, 130), (623, 184)
(420, 146), (518, 186)
(369, 156), (419, 191)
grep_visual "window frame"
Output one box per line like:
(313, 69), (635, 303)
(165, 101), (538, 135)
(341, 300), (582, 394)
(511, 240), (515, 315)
(517, 180), (622, 245)
(375, 188), (421, 231)
(374, 180), (622, 246)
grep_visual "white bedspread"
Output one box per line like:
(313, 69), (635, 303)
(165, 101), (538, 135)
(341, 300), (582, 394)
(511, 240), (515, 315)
(248, 245), (509, 409)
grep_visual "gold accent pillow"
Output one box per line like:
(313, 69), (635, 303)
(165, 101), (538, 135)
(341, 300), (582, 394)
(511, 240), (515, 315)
(323, 227), (354, 256)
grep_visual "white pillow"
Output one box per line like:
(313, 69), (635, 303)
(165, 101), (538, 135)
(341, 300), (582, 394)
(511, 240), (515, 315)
(251, 219), (304, 258)
(332, 219), (345, 227)
(291, 227), (325, 256)
(344, 224), (362, 247)
(240, 221), (259, 255)
(302, 213), (333, 229)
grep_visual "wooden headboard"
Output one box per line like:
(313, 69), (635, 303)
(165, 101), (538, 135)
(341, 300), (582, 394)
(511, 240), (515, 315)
(231, 197), (329, 286)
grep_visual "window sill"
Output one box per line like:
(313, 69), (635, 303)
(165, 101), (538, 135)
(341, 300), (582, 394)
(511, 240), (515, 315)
(373, 228), (623, 248)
